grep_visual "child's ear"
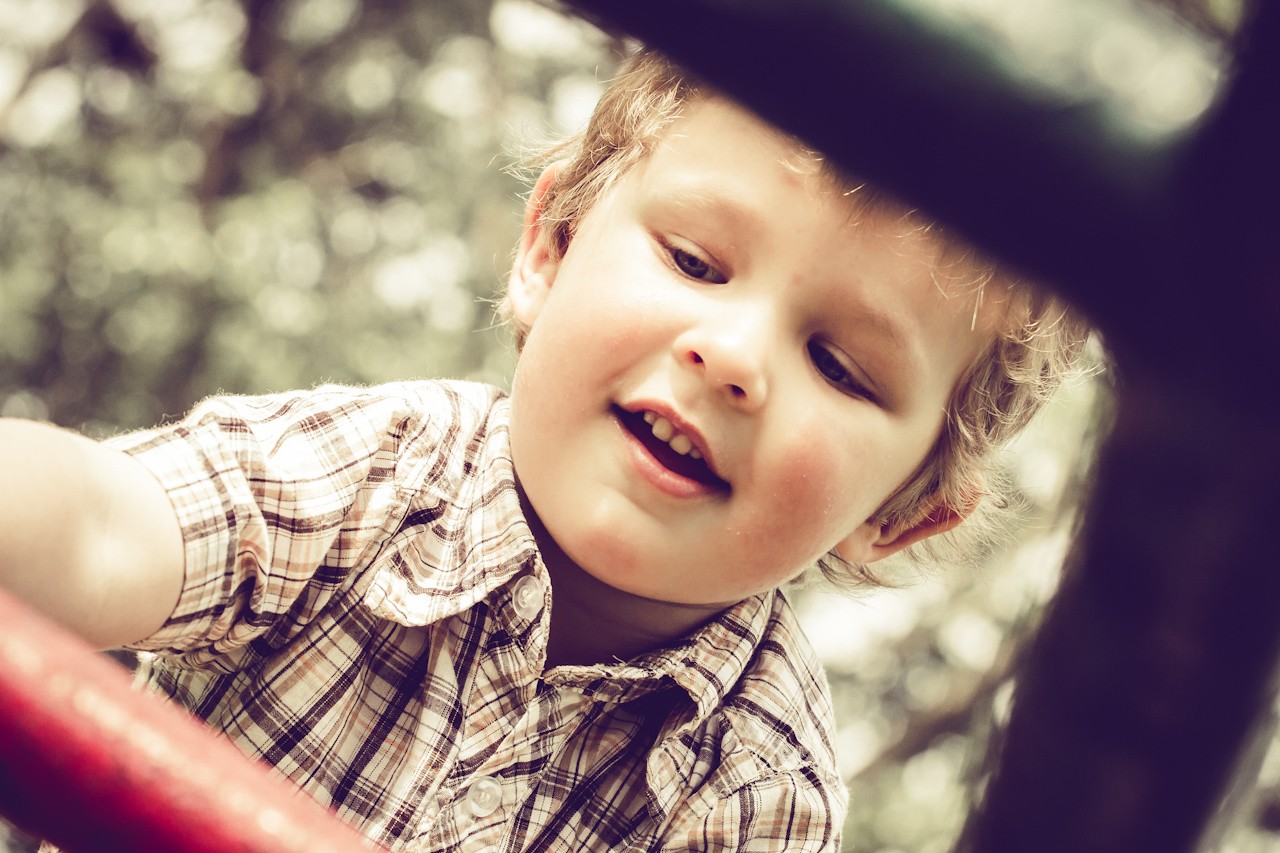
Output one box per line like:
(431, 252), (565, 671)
(507, 165), (563, 328)
(834, 495), (976, 565)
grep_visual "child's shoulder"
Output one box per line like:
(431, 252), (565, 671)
(135, 379), (511, 492)
(297, 378), (512, 479)
(301, 377), (504, 416)
(178, 378), (507, 440)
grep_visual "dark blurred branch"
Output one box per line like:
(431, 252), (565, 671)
(963, 0), (1280, 844)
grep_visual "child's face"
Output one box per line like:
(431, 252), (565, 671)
(508, 97), (999, 607)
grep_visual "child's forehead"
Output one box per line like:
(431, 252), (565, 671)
(649, 98), (929, 229)
(642, 98), (995, 295)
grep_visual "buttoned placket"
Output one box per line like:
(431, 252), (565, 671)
(409, 570), (599, 847)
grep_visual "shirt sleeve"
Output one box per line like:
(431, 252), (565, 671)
(661, 769), (845, 853)
(110, 384), (435, 660)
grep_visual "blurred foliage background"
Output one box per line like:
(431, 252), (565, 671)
(0, 0), (618, 435)
(0, 0), (1270, 851)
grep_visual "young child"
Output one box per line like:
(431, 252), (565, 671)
(0, 49), (1086, 851)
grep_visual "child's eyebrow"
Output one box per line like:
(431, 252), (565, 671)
(646, 182), (764, 242)
(847, 302), (924, 394)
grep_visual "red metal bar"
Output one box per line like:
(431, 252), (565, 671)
(0, 588), (382, 853)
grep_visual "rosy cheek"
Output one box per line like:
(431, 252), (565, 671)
(739, 442), (859, 569)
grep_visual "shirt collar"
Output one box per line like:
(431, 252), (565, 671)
(542, 592), (775, 721)
(364, 386), (538, 626)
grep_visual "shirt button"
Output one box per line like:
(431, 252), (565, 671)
(464, 776), (503, 818)
(510, 575), (545, 620)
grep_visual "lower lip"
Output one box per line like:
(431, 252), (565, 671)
(614, 413), (721, 500)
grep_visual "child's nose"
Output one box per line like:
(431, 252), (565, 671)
(675, 323), (769, 411)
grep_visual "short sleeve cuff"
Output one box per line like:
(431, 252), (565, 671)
(108, 422), (237, 652)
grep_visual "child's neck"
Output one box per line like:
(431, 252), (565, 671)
(516, 484), (728, 669)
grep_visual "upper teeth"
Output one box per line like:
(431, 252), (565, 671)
(642, 411), (702, 459)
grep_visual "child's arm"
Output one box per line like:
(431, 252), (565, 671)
(0, 418), (184, 649)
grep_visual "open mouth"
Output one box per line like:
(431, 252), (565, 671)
(613, 405), (730, 493)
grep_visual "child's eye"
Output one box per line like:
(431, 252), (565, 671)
(670, 246), (727, 284)
(807, 340), (877, 401)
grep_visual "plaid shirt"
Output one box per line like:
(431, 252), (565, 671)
(113, 380), (846, 851)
